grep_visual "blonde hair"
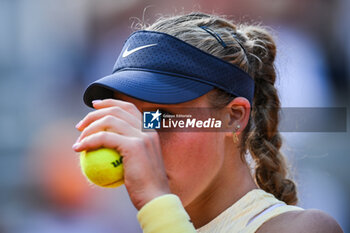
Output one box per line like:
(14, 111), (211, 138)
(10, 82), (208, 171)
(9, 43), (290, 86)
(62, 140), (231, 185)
(139, 12), (297, 205)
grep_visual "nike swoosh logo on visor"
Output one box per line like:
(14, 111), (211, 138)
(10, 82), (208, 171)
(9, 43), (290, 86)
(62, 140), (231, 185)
(122, 43), (157, 58)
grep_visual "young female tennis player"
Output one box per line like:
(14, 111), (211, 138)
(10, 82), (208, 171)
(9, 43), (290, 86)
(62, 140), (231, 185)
(73, 12), (343, 232)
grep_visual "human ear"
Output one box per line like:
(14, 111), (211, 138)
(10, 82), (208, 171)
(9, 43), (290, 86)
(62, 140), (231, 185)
(223, 97), (251, 135)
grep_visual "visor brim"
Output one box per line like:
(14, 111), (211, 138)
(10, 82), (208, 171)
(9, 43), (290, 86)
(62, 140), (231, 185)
(83, 70), (214, 108)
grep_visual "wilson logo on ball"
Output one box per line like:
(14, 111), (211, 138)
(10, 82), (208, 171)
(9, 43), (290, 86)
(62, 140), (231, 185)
(111, 157), (123, 168)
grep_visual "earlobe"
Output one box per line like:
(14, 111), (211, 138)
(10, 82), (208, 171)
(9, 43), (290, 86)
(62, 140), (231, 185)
(232, 124), (241, 143)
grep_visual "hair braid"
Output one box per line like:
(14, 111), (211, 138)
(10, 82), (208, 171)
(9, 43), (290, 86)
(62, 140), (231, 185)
(243, 26), (298, 205)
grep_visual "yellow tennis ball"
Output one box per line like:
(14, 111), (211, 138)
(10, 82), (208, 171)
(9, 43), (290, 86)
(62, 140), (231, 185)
(80, 148), (124, 188)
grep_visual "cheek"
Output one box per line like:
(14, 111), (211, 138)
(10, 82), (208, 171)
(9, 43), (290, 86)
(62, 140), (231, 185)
(159, 132), (223, 205)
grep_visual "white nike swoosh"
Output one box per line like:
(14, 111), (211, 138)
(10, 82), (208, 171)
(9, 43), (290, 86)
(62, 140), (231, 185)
(122, 43), (157, 58)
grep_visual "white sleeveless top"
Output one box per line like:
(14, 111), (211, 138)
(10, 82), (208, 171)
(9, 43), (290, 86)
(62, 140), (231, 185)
(196, 189), (303, 233)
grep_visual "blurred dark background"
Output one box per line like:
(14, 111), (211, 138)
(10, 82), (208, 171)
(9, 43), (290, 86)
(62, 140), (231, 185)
(0, 0), (349, 232)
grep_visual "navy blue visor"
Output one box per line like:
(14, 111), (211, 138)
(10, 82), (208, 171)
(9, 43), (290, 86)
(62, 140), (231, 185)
(83, 30), (254, 108)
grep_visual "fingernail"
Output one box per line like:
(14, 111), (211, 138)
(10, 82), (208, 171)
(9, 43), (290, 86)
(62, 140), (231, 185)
(72, 142), (80, 150)
(92, 99), (102, 104)
(75, 121), (83, 129)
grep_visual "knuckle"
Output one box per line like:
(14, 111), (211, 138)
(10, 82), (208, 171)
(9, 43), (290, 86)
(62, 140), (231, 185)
(111, 106), (122, 115)
(96, 131), (108, 141)
(103, 115), (115, 124)
(124, 102), (137, 111)
(104, 115), (125, 129)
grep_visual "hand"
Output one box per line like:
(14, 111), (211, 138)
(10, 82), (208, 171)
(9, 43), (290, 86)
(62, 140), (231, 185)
(73, 99), (171, 210)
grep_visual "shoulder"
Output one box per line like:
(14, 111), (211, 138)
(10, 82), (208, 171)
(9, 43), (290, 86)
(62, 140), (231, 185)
(256, 209), (343, 233)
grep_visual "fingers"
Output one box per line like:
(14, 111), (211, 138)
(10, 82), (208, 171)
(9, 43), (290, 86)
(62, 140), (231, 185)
(76, 104), (141, 132)
(73, 131), (134, 153)
(74, 98), (152, 155)
(72, 103), (171, 210)
(77, 115), (141, 143)
(93, 99), (142, 120)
